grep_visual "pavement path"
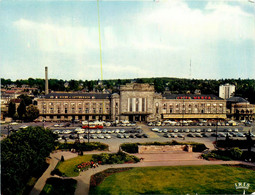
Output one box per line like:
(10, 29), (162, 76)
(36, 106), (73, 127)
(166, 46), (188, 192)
(30, 151), (78, 195)
(30, 150), (255, 195)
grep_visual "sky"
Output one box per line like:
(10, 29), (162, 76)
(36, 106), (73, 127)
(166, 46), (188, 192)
(0, 0), (255, 81)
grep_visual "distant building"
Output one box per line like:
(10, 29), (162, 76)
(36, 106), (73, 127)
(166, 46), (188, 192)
(227, 97), (255, 121)
(37, 83), (227, 122)
(219, 83), (235, 99)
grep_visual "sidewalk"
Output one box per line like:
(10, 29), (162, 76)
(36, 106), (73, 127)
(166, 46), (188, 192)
(29, 151), (78, 195)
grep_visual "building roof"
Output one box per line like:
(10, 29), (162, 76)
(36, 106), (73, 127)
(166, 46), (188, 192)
(227, 96), (249, 103)
(44, 93), (111, 99)
(163, 94), (223, 100)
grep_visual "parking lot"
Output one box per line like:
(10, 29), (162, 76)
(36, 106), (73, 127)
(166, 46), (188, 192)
(1, 121), (254, 151)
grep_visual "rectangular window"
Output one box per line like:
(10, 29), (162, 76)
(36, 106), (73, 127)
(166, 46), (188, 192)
(130, 99), (132, 112)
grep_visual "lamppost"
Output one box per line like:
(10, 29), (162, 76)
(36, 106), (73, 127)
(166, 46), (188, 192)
(215, 117), (218, 142)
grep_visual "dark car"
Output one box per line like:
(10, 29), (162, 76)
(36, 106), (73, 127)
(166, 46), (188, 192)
(142, 134), (149, 138)
(135, 134), (142, 138)
(129, 134), (135, 138)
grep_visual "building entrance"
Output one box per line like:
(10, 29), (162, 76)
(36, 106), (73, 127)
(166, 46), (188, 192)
(128, 115), (146, 122)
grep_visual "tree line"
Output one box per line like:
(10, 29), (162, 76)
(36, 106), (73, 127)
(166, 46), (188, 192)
(7, 94), (39, 121)
(1, 126), (56, 194)
(1, 77), (255, 103)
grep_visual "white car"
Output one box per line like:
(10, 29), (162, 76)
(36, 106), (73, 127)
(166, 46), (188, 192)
(207, 128), (212, 132)
(152, 128), (159, 132)
(173, 129), (179, 133)
(196, 129), (201, 133)
(63, 130), (72, 134)
(115, 129), (120, 133)
(105, 134), (111, 139)
(96, 130), (102, 134)
(53, 124), (60, 127)
(233, 128), (239, 132)
(53, 130), (60, 134)
(19, 125), (28, 129)
(10, 122), (18, 125)
(184, 129), (190, 133)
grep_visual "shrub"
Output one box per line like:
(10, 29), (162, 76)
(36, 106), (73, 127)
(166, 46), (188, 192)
(57, 142), (109, 151)
(120, 141), (207, 153)
(230, 147), (243, 159)
(91, 151), (140, 165)
(41, 177), (77, 195)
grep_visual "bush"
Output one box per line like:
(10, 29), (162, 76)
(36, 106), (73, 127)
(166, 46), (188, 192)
(120, 141), (207, 153)
(230, 147), (243, 159)
(40, 177), (77, 195)
(91, 151), (140, 165)
(57, 142), (109, 151)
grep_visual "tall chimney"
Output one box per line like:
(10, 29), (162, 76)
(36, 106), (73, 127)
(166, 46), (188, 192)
(45, 66), (49, 95)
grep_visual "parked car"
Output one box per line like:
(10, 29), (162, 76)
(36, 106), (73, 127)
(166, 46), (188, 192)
(187, 133), (195, 137)
(135, 134), (143, 138)
(164, 133), (171, 138)
(142, 134), (149, 138)
(151, 128), (159, 132)
(117, 134), (124, 138)
(105, 134), (111, 139)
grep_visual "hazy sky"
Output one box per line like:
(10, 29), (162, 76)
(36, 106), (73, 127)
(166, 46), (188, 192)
(0, 0), (255, 81)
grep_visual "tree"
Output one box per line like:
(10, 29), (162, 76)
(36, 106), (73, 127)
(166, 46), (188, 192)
(8, 102), (16, 118)
(1, 126), (56, 194)
(25, 104), (39, 121)
(17, 100), (26, 119)
(18, 94), (32, 106)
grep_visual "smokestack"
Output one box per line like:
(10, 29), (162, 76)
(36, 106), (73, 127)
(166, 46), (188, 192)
(45, 66), (49, 95)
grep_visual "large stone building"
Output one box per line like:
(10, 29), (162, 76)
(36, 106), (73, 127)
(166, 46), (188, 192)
(226, 97), (255, 121)
(37, 83), (227, 122)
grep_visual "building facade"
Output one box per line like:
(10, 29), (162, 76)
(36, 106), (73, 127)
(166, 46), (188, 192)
(227, 97), (255, 121)
(219, 83), (235, 99)
(37, 83), (227, 122)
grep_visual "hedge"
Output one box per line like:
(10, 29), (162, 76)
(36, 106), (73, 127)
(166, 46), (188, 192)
(57, 142), (109, 151)
(121, 141), (207, 153)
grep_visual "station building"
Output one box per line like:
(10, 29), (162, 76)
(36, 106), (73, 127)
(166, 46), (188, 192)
(37, 83), (227, 122)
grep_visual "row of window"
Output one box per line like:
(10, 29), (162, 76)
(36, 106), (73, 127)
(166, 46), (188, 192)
(162, 103), (223, 109)
(42, 107), (110, 114)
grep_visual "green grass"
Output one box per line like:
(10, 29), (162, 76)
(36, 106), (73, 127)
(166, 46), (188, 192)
(89, 165), (255, 194)
(56, 154), (92, 177)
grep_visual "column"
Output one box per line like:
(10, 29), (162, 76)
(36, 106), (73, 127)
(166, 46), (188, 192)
(132, 98), (136, 112)
(128, 98), (130, 112)
(139, 98), (142, 112)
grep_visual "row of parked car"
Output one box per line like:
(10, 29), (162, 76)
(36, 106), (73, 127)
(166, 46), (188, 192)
(53, 128), (143, 135)
(148, 121), (239, 127)
(151, 128), (240, 133)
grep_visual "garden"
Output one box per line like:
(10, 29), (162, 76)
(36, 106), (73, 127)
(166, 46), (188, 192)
(52, 151), (140, 177)
(89, 165), (255, 194)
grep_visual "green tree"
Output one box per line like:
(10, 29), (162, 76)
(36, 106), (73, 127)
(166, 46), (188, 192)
(25, 104), (39, 121)
(8, 101), (16, 118)
(18, 94), (32, 106)
(17, 100), (26, 119)
(1, 126), (56, 195)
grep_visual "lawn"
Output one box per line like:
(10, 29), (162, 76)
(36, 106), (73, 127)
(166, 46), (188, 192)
(56, 154), (92, 177)
(89, 165), (255, 194)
